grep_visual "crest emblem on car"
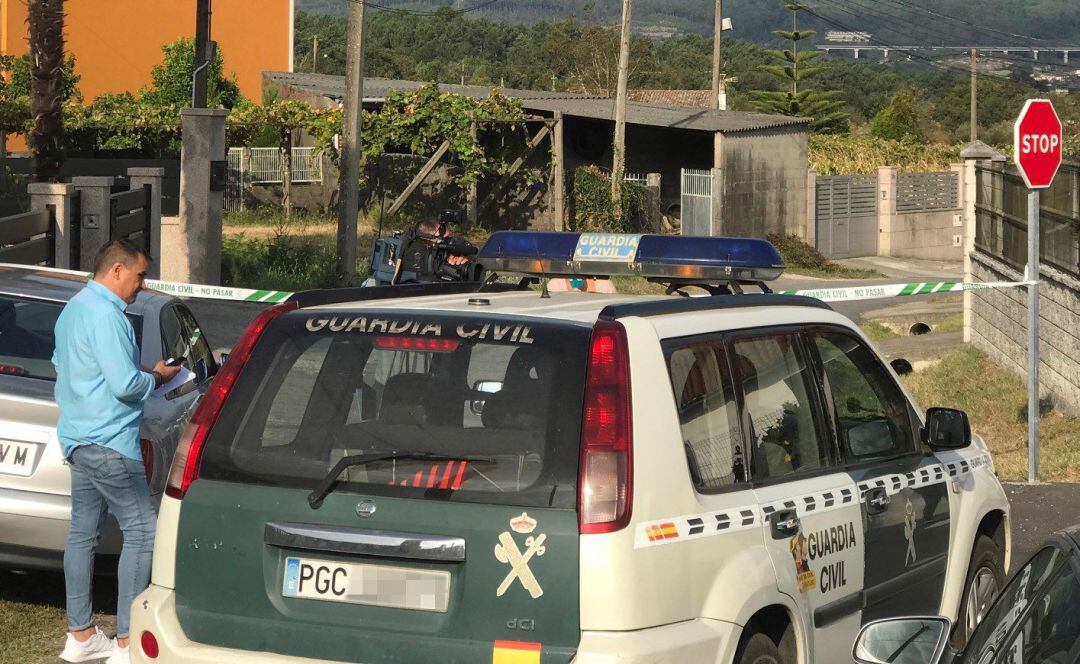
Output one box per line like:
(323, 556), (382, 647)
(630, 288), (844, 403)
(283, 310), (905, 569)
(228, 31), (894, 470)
(355, 500), (377, 518)
(509, 512), (537, 534)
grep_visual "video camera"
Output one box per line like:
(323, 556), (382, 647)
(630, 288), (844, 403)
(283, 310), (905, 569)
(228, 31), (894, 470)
(368, 210), (483, 286)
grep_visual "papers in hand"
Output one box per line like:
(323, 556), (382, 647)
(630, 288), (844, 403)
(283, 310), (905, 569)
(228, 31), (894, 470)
(154, 367), (196, 396)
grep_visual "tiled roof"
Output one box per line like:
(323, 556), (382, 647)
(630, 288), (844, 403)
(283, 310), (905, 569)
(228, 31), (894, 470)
(628, 89), (714, 108)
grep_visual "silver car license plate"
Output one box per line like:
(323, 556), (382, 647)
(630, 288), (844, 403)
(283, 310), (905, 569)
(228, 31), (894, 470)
(0, 440), (41, 477)
(282, 556), (450, 612)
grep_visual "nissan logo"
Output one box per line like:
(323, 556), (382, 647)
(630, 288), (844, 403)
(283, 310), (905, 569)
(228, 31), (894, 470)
(355, 500), (377, 518)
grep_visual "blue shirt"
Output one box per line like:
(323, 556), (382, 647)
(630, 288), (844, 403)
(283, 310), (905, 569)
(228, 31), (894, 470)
(52, 281), (154, 461)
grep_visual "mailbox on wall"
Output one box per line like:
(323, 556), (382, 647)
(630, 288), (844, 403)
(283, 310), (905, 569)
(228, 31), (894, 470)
(210, 160), (227, 192)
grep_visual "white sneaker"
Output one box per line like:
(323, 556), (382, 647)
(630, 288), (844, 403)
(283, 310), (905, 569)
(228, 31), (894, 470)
(104, 642), (130, 664)
(59, 627), (113, 662)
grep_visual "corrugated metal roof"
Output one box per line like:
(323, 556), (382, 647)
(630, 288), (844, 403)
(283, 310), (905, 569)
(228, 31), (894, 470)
(264, 72), (809, 134)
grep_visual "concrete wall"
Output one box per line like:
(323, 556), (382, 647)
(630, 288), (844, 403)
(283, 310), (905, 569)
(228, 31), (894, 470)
(720, 127), (809, 238)
(3, 157), (181, 216)
(883, 210), (964, 260)
(969, 249), (1080, 417)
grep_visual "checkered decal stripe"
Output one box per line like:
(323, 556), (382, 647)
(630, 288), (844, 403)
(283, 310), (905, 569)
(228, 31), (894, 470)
(634, 453), (991, 549)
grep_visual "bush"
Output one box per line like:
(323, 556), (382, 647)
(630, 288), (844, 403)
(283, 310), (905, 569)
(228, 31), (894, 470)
(809, 134), (961, 175)
(870, 88), (926, 142)
(766, 233), (881, 278)
(570, 165), (651, 233)
(222, 234), (351, 292)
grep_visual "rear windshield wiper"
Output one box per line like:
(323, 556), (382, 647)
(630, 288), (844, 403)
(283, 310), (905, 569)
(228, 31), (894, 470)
(308, 452), (494, 509)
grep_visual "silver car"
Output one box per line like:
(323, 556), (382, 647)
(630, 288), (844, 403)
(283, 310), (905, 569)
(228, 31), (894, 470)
(0, 265), (216, 570)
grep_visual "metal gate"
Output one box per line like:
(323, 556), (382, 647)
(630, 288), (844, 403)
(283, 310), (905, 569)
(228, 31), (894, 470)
(681, 168), (712, 236)
(815, 175), (879, 258)
(225, 148), (245, 211)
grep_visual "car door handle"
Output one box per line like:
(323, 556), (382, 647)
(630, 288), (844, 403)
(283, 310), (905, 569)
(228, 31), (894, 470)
(770, 509), (800, 539)
(865, 487), (890, 515)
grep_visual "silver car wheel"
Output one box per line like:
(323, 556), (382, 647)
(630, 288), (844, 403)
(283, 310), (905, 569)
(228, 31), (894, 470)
(965, 566), (1000, 634)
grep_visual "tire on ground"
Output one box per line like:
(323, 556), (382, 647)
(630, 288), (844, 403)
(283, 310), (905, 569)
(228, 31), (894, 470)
(952, 534), (1005, 648)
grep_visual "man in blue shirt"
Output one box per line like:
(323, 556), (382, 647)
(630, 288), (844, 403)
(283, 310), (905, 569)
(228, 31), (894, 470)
(53, 240), (179, 664)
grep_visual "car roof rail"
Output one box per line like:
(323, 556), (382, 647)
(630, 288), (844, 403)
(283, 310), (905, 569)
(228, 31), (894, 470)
(286, 279), (533, 309)
(598, 293), (832, 320)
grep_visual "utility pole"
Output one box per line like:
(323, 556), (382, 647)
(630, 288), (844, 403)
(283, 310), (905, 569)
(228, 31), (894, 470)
(711, 0), (723, 111)
(313, 35), (319, 73)
(611, 0), (632, 221)
(970, 48), (978, 142)
(193, 0), (211, 108)
(336, 0), (366, 286)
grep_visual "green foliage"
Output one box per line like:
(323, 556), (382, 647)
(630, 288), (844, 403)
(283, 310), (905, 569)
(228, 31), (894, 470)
(570, 165), (649, 233)
(7, 53), (80, 102)
(141, 38), (241, 109)
(809, 135), (962, 175)
(221, 234), (346, 291)
(766, 232), (881, 278)
(750, 1), (848, 134)
(870, 87), (927, 142)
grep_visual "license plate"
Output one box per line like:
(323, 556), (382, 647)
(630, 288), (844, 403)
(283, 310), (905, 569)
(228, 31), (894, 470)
(282, 556), (451, 612)
(0, 440), (41, 477)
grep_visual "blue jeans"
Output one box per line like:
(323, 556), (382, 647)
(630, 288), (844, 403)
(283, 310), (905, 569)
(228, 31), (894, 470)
(64, 444), (156, 639)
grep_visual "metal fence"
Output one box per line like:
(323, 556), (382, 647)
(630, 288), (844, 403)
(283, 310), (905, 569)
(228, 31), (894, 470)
(228, 147), (323, 185)
(815, 174), (879, 258)
(680, 168), (713, 236)
(975, 162), (1080, 278)
(897, 172), (959, 212)
(624, 172), (648, 184)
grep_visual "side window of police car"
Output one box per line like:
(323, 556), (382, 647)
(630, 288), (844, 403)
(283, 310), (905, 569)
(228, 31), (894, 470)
(811, 331), (915, 461)
(665, 337), (746, 490)
(730, 332), (832, 480)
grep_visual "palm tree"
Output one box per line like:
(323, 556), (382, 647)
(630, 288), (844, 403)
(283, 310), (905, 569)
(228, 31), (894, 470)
(27, 0), (65, 182)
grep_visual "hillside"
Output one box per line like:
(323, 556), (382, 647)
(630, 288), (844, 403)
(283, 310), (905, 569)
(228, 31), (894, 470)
(298, 0), (1080, 45)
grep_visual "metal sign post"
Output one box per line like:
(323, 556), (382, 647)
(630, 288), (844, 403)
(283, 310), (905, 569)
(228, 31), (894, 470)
(1013, 99), (1063, 483)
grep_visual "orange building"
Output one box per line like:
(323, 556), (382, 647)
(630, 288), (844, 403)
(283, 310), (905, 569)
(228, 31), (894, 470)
(1, 0), (293, 103)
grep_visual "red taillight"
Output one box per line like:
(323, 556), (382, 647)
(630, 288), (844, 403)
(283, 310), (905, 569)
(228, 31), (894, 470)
(139, 439), (154, 484)
(578, 319), (632, 534)
(140, 630), (159, 658)
(374, 336), (459, 352)
(165, 301), (298, 500)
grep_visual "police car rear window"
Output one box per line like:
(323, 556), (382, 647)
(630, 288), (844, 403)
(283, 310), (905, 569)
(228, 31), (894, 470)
(198, 311), (590, 509)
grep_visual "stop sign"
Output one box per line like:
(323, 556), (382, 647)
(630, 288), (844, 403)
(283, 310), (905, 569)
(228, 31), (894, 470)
(1014, 99), (1063, 189)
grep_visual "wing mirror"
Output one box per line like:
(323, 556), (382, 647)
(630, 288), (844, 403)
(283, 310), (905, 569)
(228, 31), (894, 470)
(469, 379), (503, 415)
(922, 407), (972, 450)
(853, 617), (951, 664)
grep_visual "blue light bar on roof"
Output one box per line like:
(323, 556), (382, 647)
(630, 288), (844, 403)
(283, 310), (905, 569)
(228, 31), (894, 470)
(478, 232), (785, 282)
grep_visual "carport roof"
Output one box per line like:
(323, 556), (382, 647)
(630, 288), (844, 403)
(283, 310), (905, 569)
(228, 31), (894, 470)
(263, 72), (810, 134)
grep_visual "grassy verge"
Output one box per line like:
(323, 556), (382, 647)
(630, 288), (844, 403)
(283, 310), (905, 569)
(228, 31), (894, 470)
(860, 321), (901, 341)
(902, 346), (1080, 482)
(0, 570), (117, 664)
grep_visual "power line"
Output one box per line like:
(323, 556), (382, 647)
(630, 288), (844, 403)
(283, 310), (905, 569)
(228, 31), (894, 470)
(877, 0), (1053, 45)
(815, 0), (1080, 72)
(346, 0), (501, 16)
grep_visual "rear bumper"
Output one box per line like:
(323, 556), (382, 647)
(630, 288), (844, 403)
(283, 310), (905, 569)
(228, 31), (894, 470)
(131, 585), (331, 663)
(0, 488), (123, 568)
(132, 584), (742, 664)
(573, 619), (742, 663)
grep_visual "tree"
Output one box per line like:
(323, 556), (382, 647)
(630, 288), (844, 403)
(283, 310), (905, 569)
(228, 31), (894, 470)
(750, 2), (848, 134)
(141, 38), (242, 109)
(27, 0), (66, 181)
(870, 87), (926, 141)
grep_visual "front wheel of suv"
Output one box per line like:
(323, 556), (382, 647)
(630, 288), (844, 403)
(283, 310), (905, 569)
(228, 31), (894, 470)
(735, 629), (789, 664)
(953, 534), (1005, 648)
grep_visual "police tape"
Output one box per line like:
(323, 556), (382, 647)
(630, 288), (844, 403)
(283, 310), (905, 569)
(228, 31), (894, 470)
(1, 263), (296, 303)
(776, 279), (1035, 303)
(4, 263), (1033, 305)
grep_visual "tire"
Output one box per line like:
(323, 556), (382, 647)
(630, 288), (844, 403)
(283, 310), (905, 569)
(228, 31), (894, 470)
(735, 631), (786, 664)
(952, 534), (1005, 648)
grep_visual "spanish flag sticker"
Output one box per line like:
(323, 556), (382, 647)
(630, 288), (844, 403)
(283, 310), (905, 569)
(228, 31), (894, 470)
(493, 640), (541, 664)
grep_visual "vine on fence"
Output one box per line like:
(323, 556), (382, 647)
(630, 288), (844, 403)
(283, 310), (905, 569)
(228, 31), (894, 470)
(571, 165), (649, 233)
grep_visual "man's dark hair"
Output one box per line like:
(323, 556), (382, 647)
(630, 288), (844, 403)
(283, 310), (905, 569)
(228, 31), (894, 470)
(93, 240), (151, 276)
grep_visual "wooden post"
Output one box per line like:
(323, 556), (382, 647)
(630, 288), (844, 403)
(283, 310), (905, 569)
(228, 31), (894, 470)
(552, 111), (566, 231)
(386, 140), (451, 216)
(336, 0), (366, 286)
(711, 0), (723, 111)
(711, 132), (724, 235)
(611, 0), (633, 220)
(479, 124), (552, 216)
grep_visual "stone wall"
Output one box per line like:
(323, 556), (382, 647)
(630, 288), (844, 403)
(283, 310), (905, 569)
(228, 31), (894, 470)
(969, 249), (1080, 416)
